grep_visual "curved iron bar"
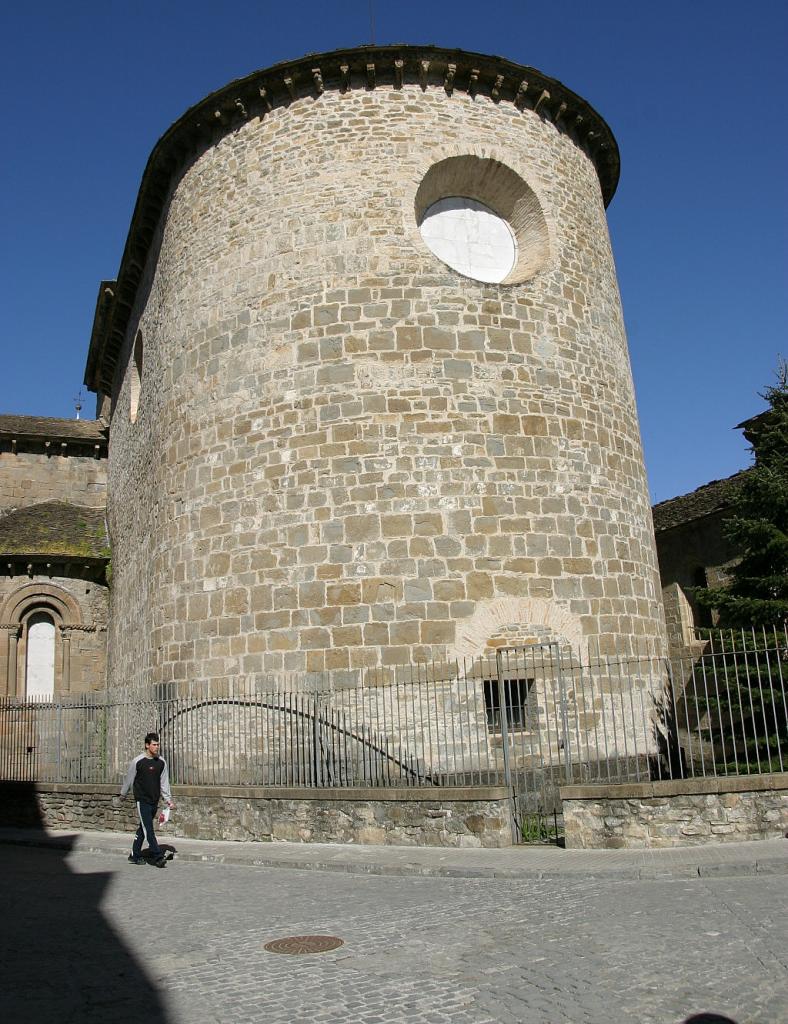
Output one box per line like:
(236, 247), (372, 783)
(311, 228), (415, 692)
(156, 697), (437, 785)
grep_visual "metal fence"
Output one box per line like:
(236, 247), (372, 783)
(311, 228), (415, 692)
(1, 626), (786, 821)
(666, 625), (787, 779)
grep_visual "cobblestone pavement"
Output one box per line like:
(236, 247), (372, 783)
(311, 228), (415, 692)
(2, 844), (786, 1024)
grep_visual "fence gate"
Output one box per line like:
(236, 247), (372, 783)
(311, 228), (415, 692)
(489, 642), (573, 843)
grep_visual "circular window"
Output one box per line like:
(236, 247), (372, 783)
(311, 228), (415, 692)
(419, 197), (517, 284)
(415, 156), (550, 286)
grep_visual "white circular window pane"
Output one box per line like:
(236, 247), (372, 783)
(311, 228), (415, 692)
(419, 197), (516, 283)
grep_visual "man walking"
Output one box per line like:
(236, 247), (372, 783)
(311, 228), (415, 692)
(120, 732), (175, 867)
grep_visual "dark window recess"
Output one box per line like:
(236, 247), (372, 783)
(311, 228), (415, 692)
(483, 677), (534, 731)
(692, 567), (714, 629)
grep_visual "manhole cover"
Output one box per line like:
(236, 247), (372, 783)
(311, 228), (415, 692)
(264, 935), (344, 955)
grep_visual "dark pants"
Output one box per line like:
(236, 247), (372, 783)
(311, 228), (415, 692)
(132, 800), (161, 858)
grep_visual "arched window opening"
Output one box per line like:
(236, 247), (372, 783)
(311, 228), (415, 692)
(130, 329), (144, 423)
(25, 610), (56, 699)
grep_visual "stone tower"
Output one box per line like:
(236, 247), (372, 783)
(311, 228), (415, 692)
(85, 46), (666, 691)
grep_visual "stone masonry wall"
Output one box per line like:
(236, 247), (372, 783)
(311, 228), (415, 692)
(0, 449), (106, 512)
(0, 781), (513, 848)
(656, 510), (740, 659)
(104, 57), (666, 694)
(561, 775), (788, 848)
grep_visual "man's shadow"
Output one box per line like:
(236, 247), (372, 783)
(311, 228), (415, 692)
(683, 1013), (738, 1023)
(141, 841), (177, 863)
(0, 782), (169, 1023)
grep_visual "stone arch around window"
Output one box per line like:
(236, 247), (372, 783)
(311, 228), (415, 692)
(451, 596), (583, 661)
(405, 148), (554, 287)
(0, 583), (83, 698)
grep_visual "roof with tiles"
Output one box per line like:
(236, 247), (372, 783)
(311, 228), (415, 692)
(0, 414), (107, 447)
(652, 470), (751, 533)
(0, 415), (106, 452)
(0, 501), (109, 560)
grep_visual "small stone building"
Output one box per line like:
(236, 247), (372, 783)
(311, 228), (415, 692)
(0, 415), (109, 698)
(653, 472), (746, 656)
(653, 411), (766, 658)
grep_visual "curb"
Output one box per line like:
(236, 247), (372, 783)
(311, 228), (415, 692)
(1, 831), (785, 882)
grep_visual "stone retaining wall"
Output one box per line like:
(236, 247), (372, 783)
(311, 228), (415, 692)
(560, 774), (788, 849)
(0, 781), (513, 848)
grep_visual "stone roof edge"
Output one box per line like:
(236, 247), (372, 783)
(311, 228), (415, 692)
(0, 501), (109, 562)
(0, 553), (109, 565)
(735, 409), (769, 431)
(0, 500), (106, 518)
(83, 43), (620, 395)
(84, 281), (117, 405)
(0, 416), (107, 448)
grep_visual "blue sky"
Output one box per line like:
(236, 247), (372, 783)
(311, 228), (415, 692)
(0, 1), (785, 503)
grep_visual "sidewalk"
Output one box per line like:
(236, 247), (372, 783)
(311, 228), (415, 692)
(1, 826), (785, 880)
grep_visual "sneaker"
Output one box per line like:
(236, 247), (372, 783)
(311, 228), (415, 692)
(152, 854), (167, 868)
(128, 855), (144, 865)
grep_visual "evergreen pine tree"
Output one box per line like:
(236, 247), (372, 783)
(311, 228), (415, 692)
(697, 361), (788, 627)
(688, 364), (788, 774)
